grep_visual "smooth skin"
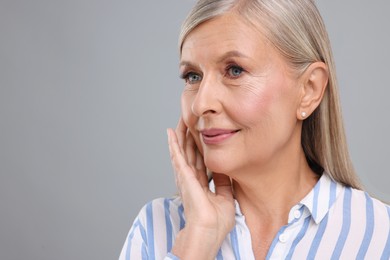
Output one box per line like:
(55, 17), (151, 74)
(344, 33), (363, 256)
(167, 12), (328, 259)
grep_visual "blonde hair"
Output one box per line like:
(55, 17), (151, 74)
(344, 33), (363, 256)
(179, 0), (362, 189)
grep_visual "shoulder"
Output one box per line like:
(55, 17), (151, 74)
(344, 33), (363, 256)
(332, 186), (390, 221)
(136, 196), (184, 221)
(348, 187), (390, 219)
(338, 188), (390, 257)
(120, 197), (184, 259)
(134, 196), (186, 235)
(331, 186), (390, 240)
(318, 185), (390, 258)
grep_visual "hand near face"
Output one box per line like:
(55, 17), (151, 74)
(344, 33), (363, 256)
(167, 118), (236, 259)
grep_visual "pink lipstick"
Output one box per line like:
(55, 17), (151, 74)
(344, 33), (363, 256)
(200, 128), (239, 145)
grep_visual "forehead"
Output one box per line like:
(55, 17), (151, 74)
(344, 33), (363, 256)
(181, 13), (271, 62)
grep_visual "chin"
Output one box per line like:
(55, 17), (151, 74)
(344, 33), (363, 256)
(204, 156), (234, 175)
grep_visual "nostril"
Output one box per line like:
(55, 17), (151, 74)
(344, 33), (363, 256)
(191, 89), (221, 116)
(191, 103), (216, 116)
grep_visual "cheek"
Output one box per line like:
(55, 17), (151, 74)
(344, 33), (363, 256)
(181, 93), (204, 154)
(181, 92), (194, 126)
(230, 85), (275, 125)
(229, 75), (297, 128)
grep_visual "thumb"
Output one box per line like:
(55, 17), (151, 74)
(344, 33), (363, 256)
(213, 173), (233, 200)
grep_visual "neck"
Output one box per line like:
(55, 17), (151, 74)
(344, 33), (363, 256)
(232, 148), (319, 222)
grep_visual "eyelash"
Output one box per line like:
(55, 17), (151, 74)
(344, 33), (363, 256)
(180, 64), (245, 84)
(225, 64), (244, 78)
(180, 71), (201, 84)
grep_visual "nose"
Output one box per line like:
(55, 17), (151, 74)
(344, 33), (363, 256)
(191, 75), (222, 117)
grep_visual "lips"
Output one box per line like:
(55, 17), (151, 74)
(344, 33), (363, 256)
(200, 128), (240, 145)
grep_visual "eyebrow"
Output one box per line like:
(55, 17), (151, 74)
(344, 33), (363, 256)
(216, 50), (250, 63)
(179, 60), (195, 68)
(179, 50), (250, 68)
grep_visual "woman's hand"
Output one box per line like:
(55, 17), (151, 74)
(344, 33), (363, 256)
(167, 118), (236, 260)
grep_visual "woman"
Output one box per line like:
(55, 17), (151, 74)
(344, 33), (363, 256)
(120, 0), (390, 259)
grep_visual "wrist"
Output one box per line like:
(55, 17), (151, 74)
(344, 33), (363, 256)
(171, 226), (223, 260)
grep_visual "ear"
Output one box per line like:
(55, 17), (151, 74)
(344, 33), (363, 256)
(297, 62), (328, 120)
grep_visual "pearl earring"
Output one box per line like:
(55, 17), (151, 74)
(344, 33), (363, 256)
(301, 112), (307, 118)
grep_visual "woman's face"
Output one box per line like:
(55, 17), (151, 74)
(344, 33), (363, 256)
(180, 13), (303, 176)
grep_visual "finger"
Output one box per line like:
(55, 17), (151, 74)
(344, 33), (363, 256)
(185, 131), (196, 167)
(167, 128), (187, 188)
(186, 131), (208, 188)
(168, 128), (208, 203)
(168, 128), (200, 189)
(167, 128), (180, 189)
(175, 117), (187, 154)
(167, 128), (183, 158)
(195, 149), (208, 188)
(213, 173), (233, 200)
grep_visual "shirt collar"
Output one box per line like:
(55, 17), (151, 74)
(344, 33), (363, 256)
(299, 173), (343, 224)
(233, 173), (343, 224)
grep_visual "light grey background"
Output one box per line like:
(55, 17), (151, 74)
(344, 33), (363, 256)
(0, 0), (389, 259)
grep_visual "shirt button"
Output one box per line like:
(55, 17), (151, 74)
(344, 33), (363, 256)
(293, 210), (301, 219)
(279, 233), (287, 243)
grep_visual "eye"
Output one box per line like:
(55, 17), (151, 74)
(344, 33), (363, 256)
(182, 72), (202, 84)
(227, 65), (244, 78)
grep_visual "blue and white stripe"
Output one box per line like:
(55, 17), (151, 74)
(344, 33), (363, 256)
(119, 174), (390, 259)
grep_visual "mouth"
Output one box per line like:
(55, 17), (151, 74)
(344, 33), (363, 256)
(200, 128), (240, 145)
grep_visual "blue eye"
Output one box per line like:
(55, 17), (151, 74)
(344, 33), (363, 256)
(227, 65), (243, 78)
(183, 72), (202, 84)
(188, 73), (201, 83)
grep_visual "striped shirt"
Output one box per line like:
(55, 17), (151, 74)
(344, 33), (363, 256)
(119, 174), (390, 259)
